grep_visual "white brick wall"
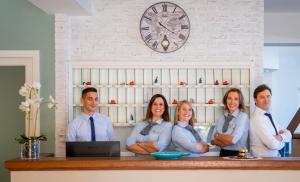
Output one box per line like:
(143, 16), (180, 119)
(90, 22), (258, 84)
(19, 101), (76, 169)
(55, 0), (264, 156)
(69, 0), (264, 84)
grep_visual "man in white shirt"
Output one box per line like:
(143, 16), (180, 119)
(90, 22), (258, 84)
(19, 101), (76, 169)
(67, 87), (114, 141)
(250, 84), (291, 157)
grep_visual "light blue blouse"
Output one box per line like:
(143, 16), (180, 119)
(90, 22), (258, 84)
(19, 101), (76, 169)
(172, 121), (204, 154)
(126, 118), (173, 152)
(211, 109), (249, 151)
(66, 112), (114, 141)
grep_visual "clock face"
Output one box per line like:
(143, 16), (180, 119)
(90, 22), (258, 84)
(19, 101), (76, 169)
(140, 2), (190, 53)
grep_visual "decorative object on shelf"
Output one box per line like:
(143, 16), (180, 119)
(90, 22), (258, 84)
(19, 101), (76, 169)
(110, 99), (117, 104)
(179, 81), (186, 85)
(120, 82), (126, 86)
(150, 151), (191, 160)
(172, 99), (178, 104)
(198, 77), (203, 85)
(154, 76), (159, 85)
(16, 81), (57, 159)
(128, 81), (135, 86)
(214, 80), (219, 85)
(82, 81), (91, 85)
(207, 99), (215, 104)
(222, 80), (229, 85)
(189, 98), (195, 103)
(140, 2), (190, 53)
(128, 114), (135, 125)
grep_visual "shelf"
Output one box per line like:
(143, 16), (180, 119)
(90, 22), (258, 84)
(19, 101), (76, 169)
(72, 103), (250, 107)
(70, 64), (252, 125)
(72, 84), (250, 89)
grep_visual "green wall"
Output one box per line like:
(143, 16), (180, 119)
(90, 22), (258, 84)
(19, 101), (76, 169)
(0, 67), (25, 182)
(0, 0), (55, 153)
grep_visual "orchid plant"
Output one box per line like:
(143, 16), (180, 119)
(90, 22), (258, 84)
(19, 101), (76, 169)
(15, 81), (57, 144)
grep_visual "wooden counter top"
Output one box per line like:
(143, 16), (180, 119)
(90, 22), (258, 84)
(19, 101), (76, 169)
(5, 156), (300, 171)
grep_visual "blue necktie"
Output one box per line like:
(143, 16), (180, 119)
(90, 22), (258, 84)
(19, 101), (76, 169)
(90, 117), (96, 141)
(222, 114), (234, 133)
(264, 113), (284, 157)
(140, 120), (157, 136)
(184, 125), (202, 142)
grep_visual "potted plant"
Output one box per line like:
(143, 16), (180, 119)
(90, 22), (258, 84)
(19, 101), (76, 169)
(15, 81), (57, 159)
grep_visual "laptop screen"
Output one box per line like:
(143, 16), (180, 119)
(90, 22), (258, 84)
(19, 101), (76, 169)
(66, 141), (120, 157)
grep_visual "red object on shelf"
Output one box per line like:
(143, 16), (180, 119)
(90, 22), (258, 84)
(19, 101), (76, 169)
(207, 99), (215, 104)
(110, 99), (117, 104)
(214, 80), (219, 85)
(222, 80), (229, 85)
(179, 81), (185, 85)
(128, 81), (135, 86)
(172, 99), (178, 104)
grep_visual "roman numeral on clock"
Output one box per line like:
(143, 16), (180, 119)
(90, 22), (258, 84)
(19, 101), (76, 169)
(162, 4), (167, 12)
(152, 41), (158, 49)
(141, 27), (149, 31)
(152, 6), (158, 14)
(173, 6), (177, 13)
(179, 34), (186, 40)
(179, 14), (186, 20)
(143, 16), (152, 21)
(181, 25), (189, 29)
(145, 34), (152, 42)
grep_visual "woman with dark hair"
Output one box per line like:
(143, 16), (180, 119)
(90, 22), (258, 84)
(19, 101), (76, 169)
(126, 94), (172, 154)
(211, 88), (249, 157)
(172, 100), (209, 155)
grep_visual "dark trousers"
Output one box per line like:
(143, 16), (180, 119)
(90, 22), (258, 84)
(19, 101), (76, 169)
(219, 149), (239, 157)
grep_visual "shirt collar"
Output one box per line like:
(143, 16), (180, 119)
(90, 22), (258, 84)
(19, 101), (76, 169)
(255, 106), (269, 115)
(81, 112), (95, 120)
(225, 109), (240, 117)
(149, 118), (163, 125)
(177, 121), (189, 127)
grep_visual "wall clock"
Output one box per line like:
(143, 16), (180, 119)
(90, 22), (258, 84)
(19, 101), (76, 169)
(140, 2), (190, 53)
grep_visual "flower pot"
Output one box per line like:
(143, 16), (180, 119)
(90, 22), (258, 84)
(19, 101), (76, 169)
(20, 139), (40, 159)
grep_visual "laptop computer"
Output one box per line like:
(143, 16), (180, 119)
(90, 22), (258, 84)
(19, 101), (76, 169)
(66, 141), (120, 157)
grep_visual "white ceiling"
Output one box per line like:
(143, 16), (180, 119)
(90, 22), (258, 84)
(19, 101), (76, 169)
(29, 0), (300, 15)
(265, 0), (300, 13)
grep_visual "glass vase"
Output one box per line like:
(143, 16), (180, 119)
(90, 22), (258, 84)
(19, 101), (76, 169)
(20, 139), (40, 159)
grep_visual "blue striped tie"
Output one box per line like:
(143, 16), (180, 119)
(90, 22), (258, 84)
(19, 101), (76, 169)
(90, 117), (96, 141)
(264, 113), (284, 157)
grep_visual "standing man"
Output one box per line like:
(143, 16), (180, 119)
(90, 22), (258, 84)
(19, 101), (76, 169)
(67, 87), (114, 141)
(250, 84), (291, 157)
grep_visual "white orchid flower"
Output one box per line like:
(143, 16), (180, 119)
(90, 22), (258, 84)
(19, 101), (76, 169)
(18, 81), (57, 139)
(32, 81), (41, 90)
(19, 101), (30, 112)
(19, 86), (28, 97)
(27, 98), (34, 105)
(47, 95), (57, 109)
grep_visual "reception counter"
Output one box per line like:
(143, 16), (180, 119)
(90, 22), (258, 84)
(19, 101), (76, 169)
(5, 156), (300, 182)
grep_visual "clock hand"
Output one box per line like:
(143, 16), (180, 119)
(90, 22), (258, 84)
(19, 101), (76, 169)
(158, 22), (175, 34)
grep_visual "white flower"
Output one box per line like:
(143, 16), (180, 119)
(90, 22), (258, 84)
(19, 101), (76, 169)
(19, 86), (28, 97)
(19, 101), (30, 112)
(18, 81), (57, 138)
(32, 82), (41, 90)
(47, 95), (57, 109)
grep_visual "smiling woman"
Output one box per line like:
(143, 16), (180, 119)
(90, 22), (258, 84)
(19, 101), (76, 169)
(211, 88), (250, 157)
(126, 94), (172, 155)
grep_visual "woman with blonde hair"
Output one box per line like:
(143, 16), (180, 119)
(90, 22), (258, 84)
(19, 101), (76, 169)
(211, 88), (249, 157)
(126, 94), (172, 154)
(172, 100), (209, 154)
